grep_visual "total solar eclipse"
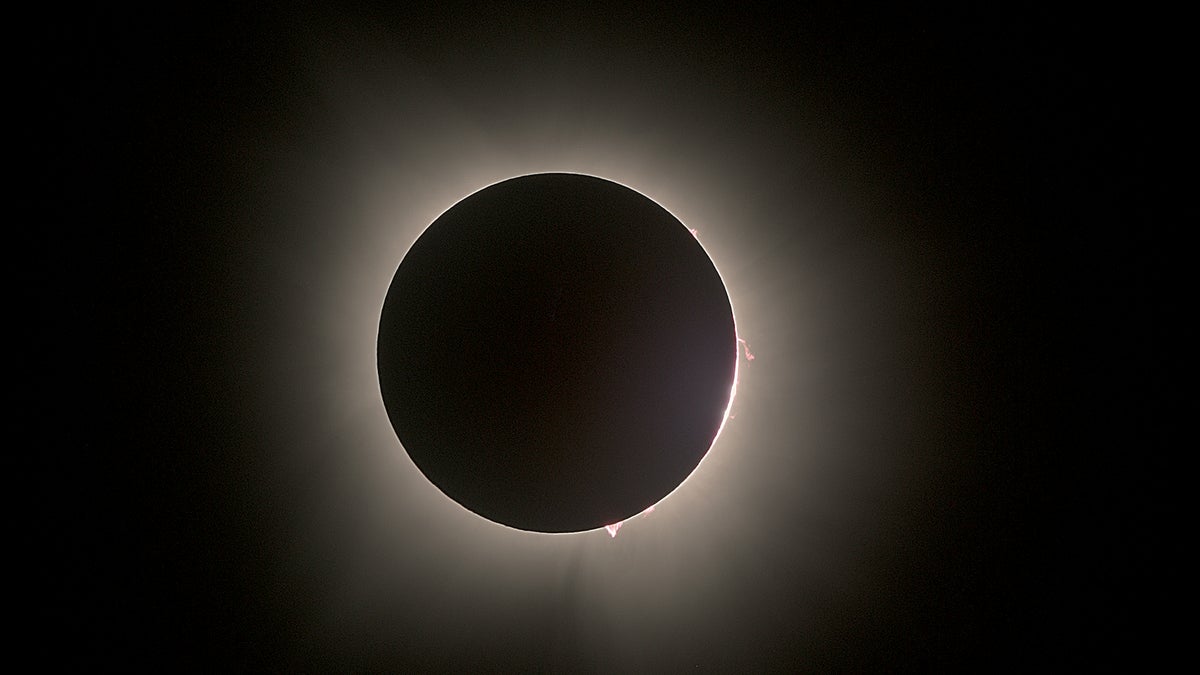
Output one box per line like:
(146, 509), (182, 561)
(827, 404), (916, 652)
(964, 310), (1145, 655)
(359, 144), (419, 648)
(378, 173), (738, 533)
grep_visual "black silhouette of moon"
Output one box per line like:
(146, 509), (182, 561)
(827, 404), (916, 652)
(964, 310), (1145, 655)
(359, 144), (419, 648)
(378, 173), (737, 533)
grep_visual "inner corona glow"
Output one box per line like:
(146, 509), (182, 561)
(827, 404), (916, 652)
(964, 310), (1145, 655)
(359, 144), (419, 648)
(377, 172), (747, 536)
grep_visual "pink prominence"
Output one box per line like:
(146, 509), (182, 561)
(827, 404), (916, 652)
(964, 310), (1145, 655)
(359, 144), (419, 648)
(737, 337), (755, 361)
(603, 505), (656, 538)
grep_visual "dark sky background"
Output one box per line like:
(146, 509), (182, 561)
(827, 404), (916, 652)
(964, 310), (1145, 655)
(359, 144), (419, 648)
(45, 3), (1165, 671)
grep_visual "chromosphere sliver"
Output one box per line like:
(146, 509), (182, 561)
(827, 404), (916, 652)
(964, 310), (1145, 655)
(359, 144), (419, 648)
(378, 173), (737, 533)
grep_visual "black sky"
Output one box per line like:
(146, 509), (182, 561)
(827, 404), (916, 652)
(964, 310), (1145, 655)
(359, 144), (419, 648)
(44, 3), (1166, 671)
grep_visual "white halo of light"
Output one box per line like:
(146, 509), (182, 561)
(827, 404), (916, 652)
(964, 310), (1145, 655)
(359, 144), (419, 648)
(245, 21), (911, 668)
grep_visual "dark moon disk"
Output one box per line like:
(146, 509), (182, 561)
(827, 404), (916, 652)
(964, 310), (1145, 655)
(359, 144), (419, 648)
(378, 173), (737, 533)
